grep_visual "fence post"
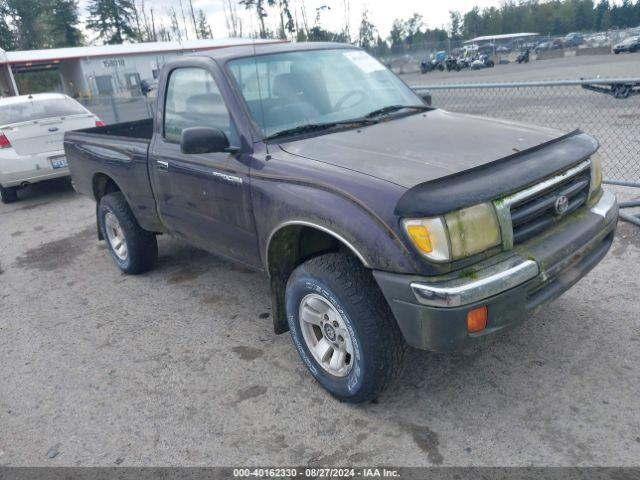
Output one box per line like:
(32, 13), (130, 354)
(110, 96), (120, 124)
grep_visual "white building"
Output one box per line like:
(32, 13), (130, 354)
(0, 38), (283, 98)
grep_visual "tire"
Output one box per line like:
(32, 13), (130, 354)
(0, 185), (18, 204)
(98, 192), (158, 274)
(285, 253), (405, 403)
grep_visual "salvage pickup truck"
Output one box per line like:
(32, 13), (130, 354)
(65, 43), (618, 403)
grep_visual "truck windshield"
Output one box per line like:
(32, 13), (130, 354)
(228, 48), (424, 138)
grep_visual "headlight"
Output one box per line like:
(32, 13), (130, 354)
(589, 152), (602, 201)
(403, 217), (451, 262)
(403, 202), (502, 262)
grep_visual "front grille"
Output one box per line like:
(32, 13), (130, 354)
(510, 170), (591, 244)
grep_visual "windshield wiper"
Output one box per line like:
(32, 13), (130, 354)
(364, 104), (430, 119)
(265, 118), (378, 141)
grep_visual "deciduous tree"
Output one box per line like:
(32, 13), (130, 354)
(358, 9), (376, 51)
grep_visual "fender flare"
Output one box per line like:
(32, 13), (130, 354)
(265, 220), (372, 272)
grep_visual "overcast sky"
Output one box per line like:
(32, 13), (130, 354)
(78, 0), (506, 43)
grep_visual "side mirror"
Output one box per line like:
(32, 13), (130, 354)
(180, 127), (236, 154)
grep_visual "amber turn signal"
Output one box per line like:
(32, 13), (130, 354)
(467, 306), (488, 333)
(406, 224), (432, 253)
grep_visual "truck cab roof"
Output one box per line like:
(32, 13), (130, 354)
(185, 41), (356, 64)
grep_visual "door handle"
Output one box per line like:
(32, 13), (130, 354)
(156, 160), (169, 172)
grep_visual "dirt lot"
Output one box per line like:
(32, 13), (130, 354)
(400, 52), (640, 85)
(1, 178), (639, 467)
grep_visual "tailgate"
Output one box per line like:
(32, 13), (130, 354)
(2, 115), (96, 155)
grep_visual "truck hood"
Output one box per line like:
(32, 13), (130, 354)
(279, 109), (565, 189)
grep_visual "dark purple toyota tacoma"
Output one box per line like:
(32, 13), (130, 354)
(65, 43), (618, 403)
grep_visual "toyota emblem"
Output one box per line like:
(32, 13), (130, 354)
(554, 195), (569, 216)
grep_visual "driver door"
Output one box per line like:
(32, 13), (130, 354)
(149, 66), (260, 268)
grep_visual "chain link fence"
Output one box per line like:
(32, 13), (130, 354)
(413, 78), (640, 184)
(413, 78), (640, 225)
(379, 27), (640, 74)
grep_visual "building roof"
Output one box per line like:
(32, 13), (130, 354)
(0, 38), (285, 65)
(464, 33), (540, 44)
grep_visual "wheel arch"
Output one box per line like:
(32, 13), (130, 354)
(266, 221), (371, 335)
(92, 172), (125, 240)
(92, 172), (122, 202)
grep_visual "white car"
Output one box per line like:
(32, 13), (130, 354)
(0, 93), (103, 203)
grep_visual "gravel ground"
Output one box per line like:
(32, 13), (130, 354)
(1, 178), (639, 467)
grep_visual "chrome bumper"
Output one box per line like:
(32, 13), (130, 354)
(410, 191), (617, 308)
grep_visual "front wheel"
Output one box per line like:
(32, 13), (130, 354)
(98, 192), (158, 274)
(0, 185), (18, 204)
(285, 253), (405, 403)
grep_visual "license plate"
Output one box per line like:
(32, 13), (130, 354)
(50, 156), (68, 169)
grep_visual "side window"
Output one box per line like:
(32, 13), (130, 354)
(164, 67), (236, 144)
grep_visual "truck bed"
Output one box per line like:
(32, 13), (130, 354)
(75, 118), (154, 140)
(64, 117), (163, 233)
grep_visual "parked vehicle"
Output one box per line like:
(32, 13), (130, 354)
(564, 32), (584, 47)
(445, 56), (461, 72)
(470, 54), (495, 69)
(65, 43), (618, 403)
(0, 93), (102, 203)
(420, 59), (444, 74)
(613, 36), (640, 53)
(517, 49), (530, 63)
(456, 56), (471, 70)
(535, 40), (563, 53)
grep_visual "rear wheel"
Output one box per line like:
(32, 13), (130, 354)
(98, 192), (158, 274)
(0, 185), (18, 204)
(285, 253), (405, 403)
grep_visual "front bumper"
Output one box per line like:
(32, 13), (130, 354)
(374, 191), (618, 352)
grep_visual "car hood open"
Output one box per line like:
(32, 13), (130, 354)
(278, 109), (567, 189)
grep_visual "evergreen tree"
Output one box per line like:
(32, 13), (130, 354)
(389, 19), (405, 49)
(462, 6), (482, 38)
(0, 1), (15, 50)
(196, 9), (212, 39)
(595, 0), (611, 30)
(86, 0), (138, 44)
(49, 0), (83, 47)
(449, 10), (462, 40)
